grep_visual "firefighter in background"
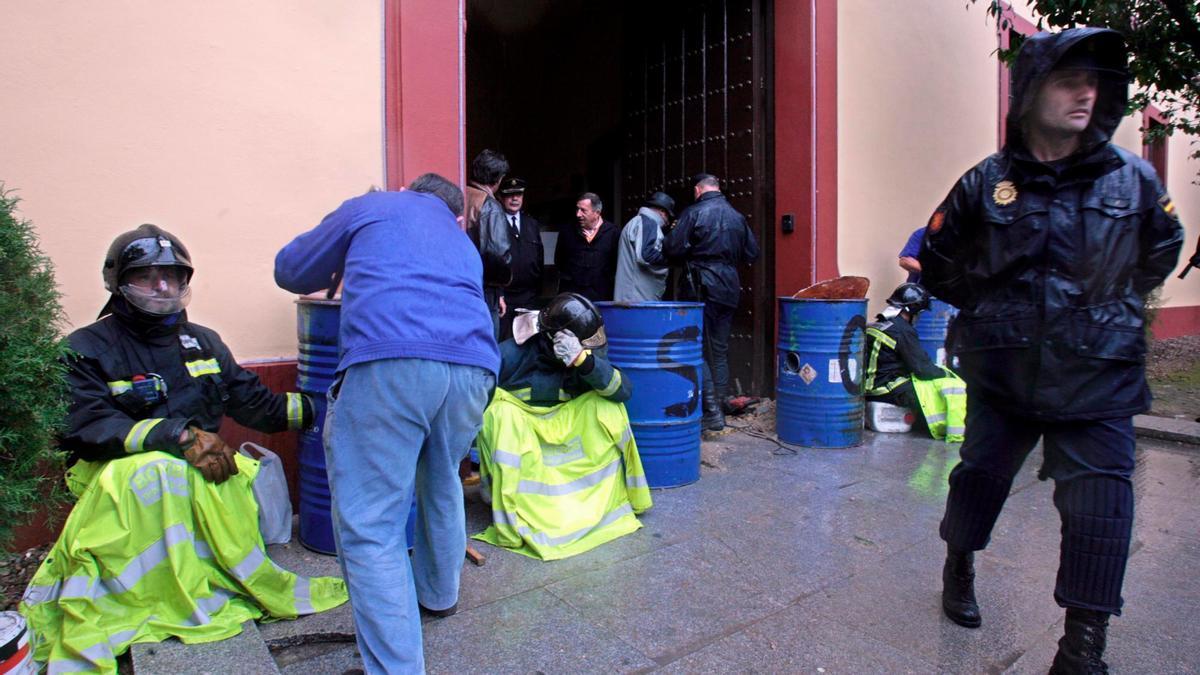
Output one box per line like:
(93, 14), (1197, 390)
(20, 225), (347, 673)
(863, 283), (966, 442)
(473, 293), (652, 560)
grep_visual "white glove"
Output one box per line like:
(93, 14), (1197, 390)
(552, 330), (585, 367)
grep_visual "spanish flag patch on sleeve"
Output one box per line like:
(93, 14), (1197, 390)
(1159, 193), (1178, 220)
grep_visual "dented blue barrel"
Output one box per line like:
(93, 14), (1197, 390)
(596, 302), (704, 488)
(776, 298), (867, 448)
(296, 298), (415, 554)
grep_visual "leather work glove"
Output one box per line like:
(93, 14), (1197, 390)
(552, 329), (588, 368)
(182, 427), (239, 484)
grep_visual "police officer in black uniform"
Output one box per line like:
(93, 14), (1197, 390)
(497, 176), (545, 341)
(62, 224), (314, 476)
(921, 29), (1184, 672)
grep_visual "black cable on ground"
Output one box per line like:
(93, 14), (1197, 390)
(724, 422), (801, 455)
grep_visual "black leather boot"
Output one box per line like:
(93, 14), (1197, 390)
(942, 548), (981, 628)
(1049, 608), (1110, 674)
(701, 373), (725, 432)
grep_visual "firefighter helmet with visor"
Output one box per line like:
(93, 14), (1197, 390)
(102, 224), (194, 315)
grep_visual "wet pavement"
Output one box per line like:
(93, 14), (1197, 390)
(134, 428), (1200, 673)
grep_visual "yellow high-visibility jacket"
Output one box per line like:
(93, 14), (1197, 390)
(20, 452), (347, 674)
(473, 388), (652, 560)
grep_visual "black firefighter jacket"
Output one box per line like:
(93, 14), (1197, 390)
(61, 311), (312, 464)
(664, 191), (760, 309)
(920, 27), (1184, 420)
(866, 316), (946, 394)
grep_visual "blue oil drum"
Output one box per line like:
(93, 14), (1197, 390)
(596, 302), (704, 488)
(776, 298), (867, 448)
(297, 397), (417, 553)
(914, 298), (956, 367)
(296, 298), (416, 553)
(297, 396), (336, 553)
(296, 298), (341, 395)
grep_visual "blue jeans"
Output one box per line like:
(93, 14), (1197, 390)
(325, 358), (494, 674)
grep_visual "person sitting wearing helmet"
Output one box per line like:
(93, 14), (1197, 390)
(472, 293), (652, 560)
(863, 283), (967, 442)
(20, 225), (347, 673)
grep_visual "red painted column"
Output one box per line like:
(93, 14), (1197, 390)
(774, 0), (838, 297)
(385, 0), (465, 189)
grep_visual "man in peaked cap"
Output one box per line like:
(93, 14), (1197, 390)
(497, 176), (545, 340)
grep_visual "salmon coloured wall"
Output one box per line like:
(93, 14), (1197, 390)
(0, 1), (384, 360)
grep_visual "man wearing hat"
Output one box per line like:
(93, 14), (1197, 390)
(614, 191), (675, 302)
(663, 173), (760, 431)
(921, 28), (1183, 671)
(497, 176), (545, 340)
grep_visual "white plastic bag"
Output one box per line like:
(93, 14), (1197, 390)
(239, 441), (293, 545)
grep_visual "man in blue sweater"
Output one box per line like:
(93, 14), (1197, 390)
(274, 174), (498, 674)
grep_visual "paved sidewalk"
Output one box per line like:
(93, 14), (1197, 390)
(135, 428), (1200, 673)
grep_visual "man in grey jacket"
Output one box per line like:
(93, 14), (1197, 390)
(614, 191), (675, 302)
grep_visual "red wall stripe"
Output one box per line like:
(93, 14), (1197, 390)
(774, 0), (838, 297)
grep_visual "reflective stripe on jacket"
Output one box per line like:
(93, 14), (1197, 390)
(911, 370), (968, 442)
(863, 319), (942, 396)
(62, 315), (311, 464)
(20, 452), (347, 673)
(473, 388), (651, 561)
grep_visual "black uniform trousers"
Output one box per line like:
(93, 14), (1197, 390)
(702, 301), (735, 399)
(940, 397), (1136, 615)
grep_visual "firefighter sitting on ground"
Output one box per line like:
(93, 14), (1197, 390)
(863, 283), (966, 442)
(473, 293), (652, 561)
(20, 225), (348, 674)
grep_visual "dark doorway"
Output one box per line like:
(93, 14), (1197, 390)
(466, 0), (773, 395)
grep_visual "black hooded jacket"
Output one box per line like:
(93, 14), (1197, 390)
(919, 28), (1184, 420)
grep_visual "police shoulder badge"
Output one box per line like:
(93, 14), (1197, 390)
(927, 208), (946, 234)
(992, 180), (1018, 206)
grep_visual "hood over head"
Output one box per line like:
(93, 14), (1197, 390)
(1005, 27), (1129, 154)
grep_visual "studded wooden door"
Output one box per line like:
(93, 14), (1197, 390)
(621, 0), (772, 396)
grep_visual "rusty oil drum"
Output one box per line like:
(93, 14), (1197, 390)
(775, 298), (867, 448)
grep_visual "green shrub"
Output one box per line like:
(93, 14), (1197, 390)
(0, 185), (70, 548)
